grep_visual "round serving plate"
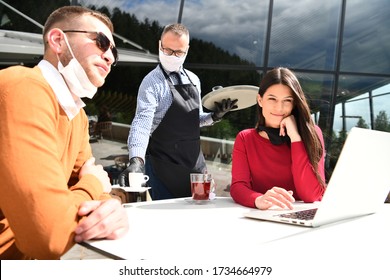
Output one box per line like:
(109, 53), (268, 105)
(202, 85), (259, 111)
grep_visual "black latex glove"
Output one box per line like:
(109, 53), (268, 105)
(118, 157), (145, 186)
(212, 98), (238, 121)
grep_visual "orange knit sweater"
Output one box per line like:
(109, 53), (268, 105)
(0, 65), (109, 259)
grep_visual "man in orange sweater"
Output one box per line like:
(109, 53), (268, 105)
(0, 6), (128, 259)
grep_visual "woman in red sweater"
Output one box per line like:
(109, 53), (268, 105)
(230, 67), (326, 209)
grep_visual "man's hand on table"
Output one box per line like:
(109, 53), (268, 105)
(74, 199), (129, 243)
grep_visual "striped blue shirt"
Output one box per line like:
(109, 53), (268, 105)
(127, 65), (214, 161)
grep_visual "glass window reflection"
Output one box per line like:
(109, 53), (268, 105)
(294, 72), (334, 131)
(336, 76), (390, 133)
(268, 0), (341, 70)
(341, 0), (390, 74)
(183, 0), (269, 66)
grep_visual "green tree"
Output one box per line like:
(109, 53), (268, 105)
(374, 110), (390, 132)
(356, 117), (369, 129)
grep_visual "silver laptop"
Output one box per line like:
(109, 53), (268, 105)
(244, 127), (390, 227)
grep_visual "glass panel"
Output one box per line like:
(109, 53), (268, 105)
(372, 84), (390, 132)
(334, 76), (390, 133)
(341, 0), (390, 74)
(269, 0), (341, 70)
(183, 0), (269, 66)
(330, 80), (390, 176)
(112, 0), (269, 66)
(294, 72), (334, 130)
(334, 93), (371, 133)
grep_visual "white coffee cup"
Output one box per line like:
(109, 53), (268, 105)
(128, 172), (149, 189)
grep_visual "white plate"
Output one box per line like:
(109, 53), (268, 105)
(202, 85), (259, 111)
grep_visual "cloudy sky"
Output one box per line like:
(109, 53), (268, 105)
(77, 0), (358, 65)
(79, 0), (268, 60)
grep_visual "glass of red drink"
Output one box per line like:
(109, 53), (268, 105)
(190, 173), (213, 200)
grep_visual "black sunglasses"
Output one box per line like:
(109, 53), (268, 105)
(62, 30), (118, 66)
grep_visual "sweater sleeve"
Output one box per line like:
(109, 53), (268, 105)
(290, 126), (325, 202)
(230, 131), (262, 208)
(0, 69), (106, 259)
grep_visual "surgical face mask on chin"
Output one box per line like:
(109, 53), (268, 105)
(159, 49), (187, 72)
(57, 34), (97, 99)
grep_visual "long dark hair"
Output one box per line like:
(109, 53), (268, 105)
(256, 67), (326, 188)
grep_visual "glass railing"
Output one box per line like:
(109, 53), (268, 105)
(201, 136), (233, 197)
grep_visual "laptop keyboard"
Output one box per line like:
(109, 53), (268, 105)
(279, 208), (318, 220)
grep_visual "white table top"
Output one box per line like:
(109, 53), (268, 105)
(82, 197), (390, 266)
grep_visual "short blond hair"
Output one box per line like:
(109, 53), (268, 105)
(161, 23), (189, 39)
(43, 6), (113, 42)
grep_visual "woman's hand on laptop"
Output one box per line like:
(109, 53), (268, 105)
(255, 187), (295, 210)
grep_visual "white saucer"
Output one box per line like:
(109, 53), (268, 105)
(202, 85), (259, 111)
(112, 185), (151, 193)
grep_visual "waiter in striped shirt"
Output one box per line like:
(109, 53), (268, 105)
(119, 23), (237, 200)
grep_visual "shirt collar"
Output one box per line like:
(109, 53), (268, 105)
(164, 65), (184, 76)
(37, 60), (85, 120)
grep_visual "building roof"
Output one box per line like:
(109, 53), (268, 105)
(0, 29), (158, 66)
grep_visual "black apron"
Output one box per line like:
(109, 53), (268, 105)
(146, 64), (206, 197)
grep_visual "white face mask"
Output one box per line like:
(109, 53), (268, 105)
(57, 33), (97, 99)
(159, 49), (187, 72)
